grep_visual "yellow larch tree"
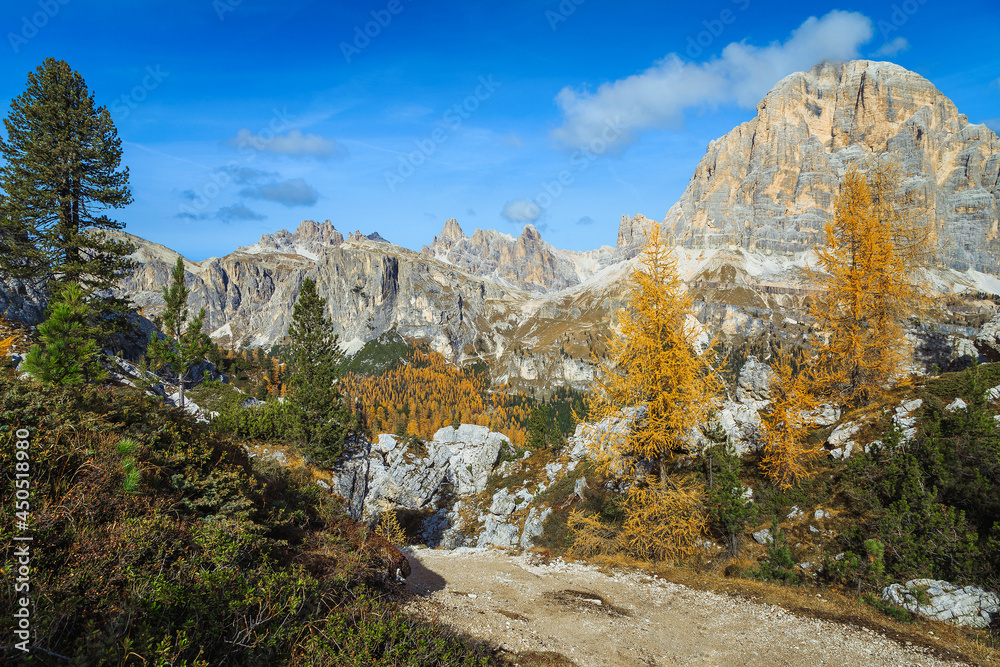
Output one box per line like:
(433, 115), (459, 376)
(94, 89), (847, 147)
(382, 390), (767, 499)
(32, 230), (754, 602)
(810, 159), (930, 408)
(575, 222), (720, 561)
(587, 222), (722, 483)
(758, 348), (831, 489)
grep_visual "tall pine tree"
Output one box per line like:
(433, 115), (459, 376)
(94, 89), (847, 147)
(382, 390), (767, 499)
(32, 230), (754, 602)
(0, 58), (135, 322)
(287, 278), (356, 466)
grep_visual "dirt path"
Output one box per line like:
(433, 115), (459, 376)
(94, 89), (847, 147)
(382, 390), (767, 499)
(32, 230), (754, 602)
(401, 547), (964, 667)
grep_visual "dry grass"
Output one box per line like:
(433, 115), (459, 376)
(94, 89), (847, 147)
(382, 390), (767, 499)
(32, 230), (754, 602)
(0, 317), (32, 356)
(242, 440), (334, 485)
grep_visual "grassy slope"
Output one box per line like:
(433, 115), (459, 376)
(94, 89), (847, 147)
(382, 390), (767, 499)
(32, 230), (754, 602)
(0, 373), (497, 666)
(509, 363), (1000, 664)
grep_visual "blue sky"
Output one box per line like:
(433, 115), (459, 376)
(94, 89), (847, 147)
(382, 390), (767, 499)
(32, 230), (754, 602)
(2, 0), (998, 260)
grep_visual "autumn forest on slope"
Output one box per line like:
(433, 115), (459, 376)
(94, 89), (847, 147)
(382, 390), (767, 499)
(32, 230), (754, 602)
(2, 39), (1000, 667)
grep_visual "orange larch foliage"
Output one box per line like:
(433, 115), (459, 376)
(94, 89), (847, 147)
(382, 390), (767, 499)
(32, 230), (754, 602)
(339, 345), (531, 447)
(758, 349), (830, 489)
(810, 160), (930, 408)
(586, 221), (722, 485)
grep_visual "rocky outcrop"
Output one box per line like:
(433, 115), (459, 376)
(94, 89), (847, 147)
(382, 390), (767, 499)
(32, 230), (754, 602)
(882, 579), (999, 629)
(421, 219), (589, 292)
(329, 425), (512, 546)
(0, 280), (46, 325)
(237, 219), (345, 258)
(735, 355), (774, 403)
(663, 60), (1000, 275)
(976, 312), (1000, 362)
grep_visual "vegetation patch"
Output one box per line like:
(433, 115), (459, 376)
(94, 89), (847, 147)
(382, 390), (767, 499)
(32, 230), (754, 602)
(0, 373), (499, 665)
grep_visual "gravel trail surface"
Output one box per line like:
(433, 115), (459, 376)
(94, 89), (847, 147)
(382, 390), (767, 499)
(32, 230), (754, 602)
(402, 547), (964, 667)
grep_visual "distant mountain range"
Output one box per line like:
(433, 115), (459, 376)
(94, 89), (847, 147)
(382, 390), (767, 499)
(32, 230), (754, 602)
(94, 60), (1000, 391)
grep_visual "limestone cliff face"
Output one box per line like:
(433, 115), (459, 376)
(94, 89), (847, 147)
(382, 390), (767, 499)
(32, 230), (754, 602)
(612, 213), (659, 261)
(116, 232), (314, 349)
(663, 60), (1000, 274)
(100, 60), (1000, 391)
(112, 230), (530, 360)
(309, 238), (527, 358)
(420, 219), (617, 292)
(237, 219), (345, 259)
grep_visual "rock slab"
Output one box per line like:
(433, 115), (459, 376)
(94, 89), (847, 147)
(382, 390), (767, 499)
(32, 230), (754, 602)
(882, 579), (1000, 628)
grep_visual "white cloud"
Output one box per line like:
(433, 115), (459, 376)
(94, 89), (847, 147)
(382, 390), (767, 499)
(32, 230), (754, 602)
(873, 37), (909, 57)
(223, 129), (346, 159)
(501, 199), (542, 223)
(551, 11), (874, 151)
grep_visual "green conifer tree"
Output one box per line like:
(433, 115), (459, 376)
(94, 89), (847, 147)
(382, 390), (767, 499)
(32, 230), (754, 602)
(287, 277), (356, 465)
(146, 257), (210, 407)
(0, 58), (135, 326)
(21, 282), (105, 385)
(526, 404), (552, 450)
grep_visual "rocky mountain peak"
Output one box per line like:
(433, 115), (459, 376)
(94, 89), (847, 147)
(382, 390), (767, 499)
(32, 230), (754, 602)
(613, 213), (657, 261)
(439, 218), (466, 244)
(420, 220), (581, 292)
(519, 224), (541, 242)
(237, 219), (344, 259)
(346, 230), (390, 244)
(664, 59), (1000, 274)
(295, 219), (342, 243)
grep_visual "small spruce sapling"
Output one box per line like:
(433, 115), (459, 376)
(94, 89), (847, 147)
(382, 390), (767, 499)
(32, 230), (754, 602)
(21, 281), (105, 385)
(145, 257), (210, 407)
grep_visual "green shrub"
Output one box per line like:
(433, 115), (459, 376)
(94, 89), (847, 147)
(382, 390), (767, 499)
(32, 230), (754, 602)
(704, 443), (758, 554)
(213, 398), (295, 443)
(749, 519), (800, 584)
(0, 372), (500, 666)
(840, 365), (999, 587)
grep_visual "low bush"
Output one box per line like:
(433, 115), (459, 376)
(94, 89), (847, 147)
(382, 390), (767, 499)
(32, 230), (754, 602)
(838, 362), (1000, 589)
(0, 372), (498, 665)
(703, 443), (758, 554)
(208, 391), (296, 444)
(749, 519), (801, 584)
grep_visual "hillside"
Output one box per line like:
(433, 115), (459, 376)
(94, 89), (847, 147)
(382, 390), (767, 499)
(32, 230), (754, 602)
(40, 60), (989, 398)
(0, 371), (499, 665)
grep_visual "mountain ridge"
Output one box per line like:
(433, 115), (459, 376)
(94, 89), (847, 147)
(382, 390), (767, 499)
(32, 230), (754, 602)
(80, 59), (1000, 391)
(661, 60), (1000, 272)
